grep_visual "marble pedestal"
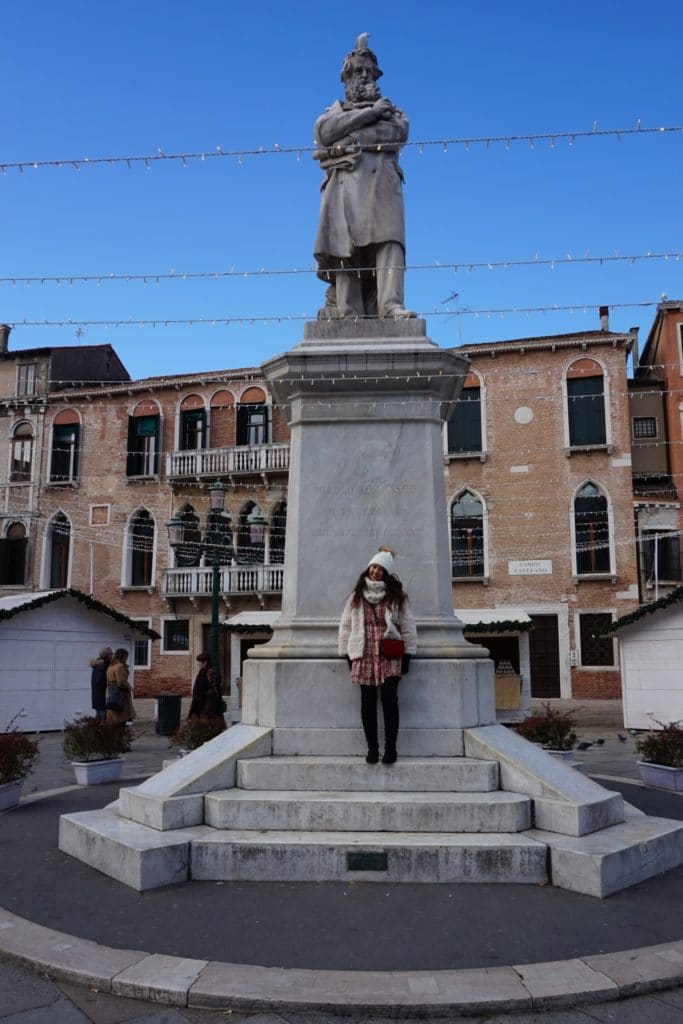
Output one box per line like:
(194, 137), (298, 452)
(242, 319), (494, 743)
(243, 657), (495, 756)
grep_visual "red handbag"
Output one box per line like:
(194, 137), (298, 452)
(380, 637), (405, 658)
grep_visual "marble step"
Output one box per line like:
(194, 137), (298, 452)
(528, 815), (683, 897)
(204, 789), (532, 833)
(272, 728), (465, 757)
(237, 756), (499, 793)
(191, 829), (548, 884)
(59, 808), (213, 892)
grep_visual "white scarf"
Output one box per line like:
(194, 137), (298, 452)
(363, 577), (386, 604)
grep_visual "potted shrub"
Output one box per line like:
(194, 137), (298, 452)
(170, 715), (226, 755)
(636, 721), (683, 791)
(514, 703), (577, 758)
(63, 715), (133, 785)
(0, 716), (39, 811)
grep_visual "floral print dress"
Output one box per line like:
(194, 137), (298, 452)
(351, 599), (402, 686)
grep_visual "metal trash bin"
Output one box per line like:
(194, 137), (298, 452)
(155, 693), (182, 736)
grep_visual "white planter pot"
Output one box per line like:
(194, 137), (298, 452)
(543, 748), (576, 762)
(71, 758), (124, 786)
(0, 779), (24, 811)
(637, 761), (683, 792)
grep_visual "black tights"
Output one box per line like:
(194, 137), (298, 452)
(359, 677), (400, 756)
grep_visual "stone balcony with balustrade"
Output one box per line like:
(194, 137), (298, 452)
(166, 443), (290, 482)
(162, 564), (284, 604)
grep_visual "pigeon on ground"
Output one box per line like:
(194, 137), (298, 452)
(595, 738), (605, 745)
(577, 741), (593, 750)
(617, 734), (627, 742)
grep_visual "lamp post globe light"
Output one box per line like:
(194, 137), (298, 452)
(246, 504), (267, 546)
(167, 481), (232, 685)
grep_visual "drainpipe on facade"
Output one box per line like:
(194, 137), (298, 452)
(629, 327), (640, 371)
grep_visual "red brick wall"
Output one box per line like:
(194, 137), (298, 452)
(272, 404), (290, 443)
(571, 671), (622, 700)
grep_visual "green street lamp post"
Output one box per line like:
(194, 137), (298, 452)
(207, 482), (229, 674)
(167, 481), (231, 682)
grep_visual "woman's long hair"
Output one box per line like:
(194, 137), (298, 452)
(351, 569), (407, 608)
(112, 647), (128, 664)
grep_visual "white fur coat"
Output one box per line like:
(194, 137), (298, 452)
(338, 595), (418, 661)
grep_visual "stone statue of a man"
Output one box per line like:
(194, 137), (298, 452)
(313, 34), (415, 320)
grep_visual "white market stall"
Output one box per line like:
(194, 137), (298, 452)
(456, 608), (532, 723)
(222, 610), (279, 723)
(609, 586), (683, 730)
(0, 589), (158, 732)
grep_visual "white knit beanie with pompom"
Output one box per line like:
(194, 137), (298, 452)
(367, 546), (395, 575)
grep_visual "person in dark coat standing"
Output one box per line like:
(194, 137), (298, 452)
(105, 649), (135, 726)
(90, 647), (113, 722)
(188, 653), (225, 721)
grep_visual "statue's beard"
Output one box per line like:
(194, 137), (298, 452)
(345, 79), (381, 104)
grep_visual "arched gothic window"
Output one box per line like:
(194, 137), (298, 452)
(50, 411), (80, 483)
(567, 359), (607, 448)
(173, 504), (202, 568)
(270, 501), (287, 565)
(0, 523), (27, 585)
(129, 509), (155, 586)
(48, 513), (71, 587)
(447, 374), (482, 454)
(574, 483), (611, 575)
(236, 502), (265, 564)
(10, 423), (33, 482)
(450, 491), (484, 578)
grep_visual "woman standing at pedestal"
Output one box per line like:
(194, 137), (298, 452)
(338, 547), (417, 764)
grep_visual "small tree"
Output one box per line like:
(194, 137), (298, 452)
(63, 716), (133, 763)
(170, 716), (226, 751)
(0, 716), (39, 784)
(636, 721), (683, 768)
(514, 703), (577, 751)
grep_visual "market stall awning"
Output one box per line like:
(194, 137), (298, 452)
(221, 609), (532, 635)
(456, 608), (532, 633)
(222, 611), (280, 634)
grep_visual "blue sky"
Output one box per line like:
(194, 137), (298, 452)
(2, 0), (682, 380)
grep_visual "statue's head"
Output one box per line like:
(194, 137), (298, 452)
(341, 33), (383, 103)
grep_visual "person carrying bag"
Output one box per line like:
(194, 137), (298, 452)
(338, 547), (417, 765)
(105, 649), (135, 725)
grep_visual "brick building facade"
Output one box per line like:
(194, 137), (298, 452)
(629, 300), (683, 599)
(0, 324), (129, 596)
(1, 316), (655, 703)
(446, 324), (640, 700)
(30, 368), (290, 698)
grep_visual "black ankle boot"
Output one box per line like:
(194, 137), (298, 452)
(382, 749), (397, 765)
(366, 748), (379, 765)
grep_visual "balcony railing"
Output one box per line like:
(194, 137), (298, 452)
(162, 564), (284, 598)
(166, 443), (290, 480)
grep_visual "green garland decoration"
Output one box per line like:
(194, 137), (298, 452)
(602, 583), (683, 635)
(220, 618), (532, 634)
(463, 620), (534, 634)
(0, 588), (160, 639)
(222, 623), (274, 634)
(221, 620), (533, 636)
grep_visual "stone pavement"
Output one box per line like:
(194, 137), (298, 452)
(5, 953), (683, 1023)
(2, 703), (683, 1020)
